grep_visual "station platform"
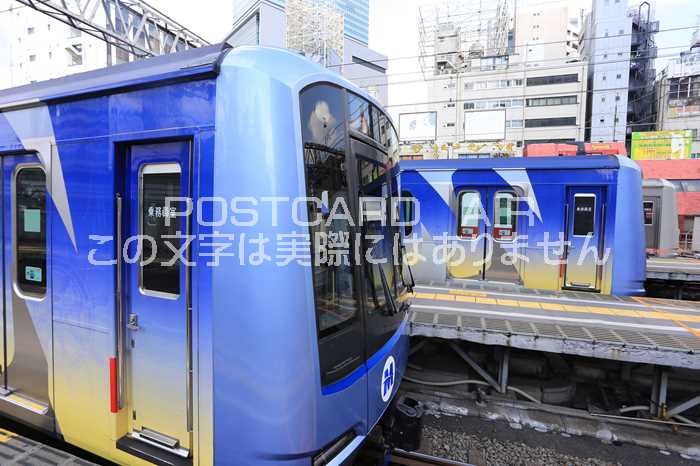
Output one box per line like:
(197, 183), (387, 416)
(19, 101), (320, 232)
(0, 426), (96, 465)
(409, 280), (700, 369)
(647, 256), (700, 282)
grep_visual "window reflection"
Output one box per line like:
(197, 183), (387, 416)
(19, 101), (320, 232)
(301, 84), (346, 151)
(348, 92), (372, 137)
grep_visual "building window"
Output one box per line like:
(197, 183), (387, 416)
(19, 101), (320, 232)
(526, 74), (578, 86)
(29, 55), (36, 62)
(526, 95), (577, 107)
(615, 95), (621, 101)
(27, 27), (34, 34)
(525, 117), (577, 128)
(15, 167), (47, 297)
(616, 73), (622, 79)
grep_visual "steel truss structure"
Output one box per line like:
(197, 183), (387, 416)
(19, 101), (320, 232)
(14, 0), (208, 58)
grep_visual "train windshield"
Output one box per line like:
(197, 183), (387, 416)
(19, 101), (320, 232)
(301, 84), (408, 387)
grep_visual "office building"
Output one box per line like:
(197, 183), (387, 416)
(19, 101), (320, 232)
(228, 0), (387, 105)
(655, 33), (700, 158)
(400, 0), (587, 159)
(580, 0), (658, 144)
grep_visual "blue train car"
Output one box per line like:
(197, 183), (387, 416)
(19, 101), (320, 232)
(399, 156), (645, 296)
(0, 44), (411, 465)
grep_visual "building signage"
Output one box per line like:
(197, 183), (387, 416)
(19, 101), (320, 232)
(399, 112), (437, 142)
(631, 130), (693, 160)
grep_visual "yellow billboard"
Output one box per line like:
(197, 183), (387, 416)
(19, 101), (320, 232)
(631, 130), (693, 160)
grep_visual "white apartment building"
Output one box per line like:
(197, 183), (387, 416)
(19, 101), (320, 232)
(0, 1), (116, 89)
(514, 0), (582, 66)
(400, 0), (587, 159)
(580, 0), (658, 143)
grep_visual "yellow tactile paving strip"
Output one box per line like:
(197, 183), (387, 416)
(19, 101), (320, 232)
(411, 291), (700, 327)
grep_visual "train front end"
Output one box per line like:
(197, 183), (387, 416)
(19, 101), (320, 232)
(211, 47), (411, 465)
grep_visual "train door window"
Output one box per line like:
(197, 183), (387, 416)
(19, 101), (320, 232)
(400, 191), (415, 236)
(348, 92), (372, 137)
(139, 164), (182, 297)
(301, 84), (362, 386)
(15, 166), (46, 296)
(643, 201), (654, 225)
(493, 191), (516, 241)
(458, 191), (481, 239)
(573, 194), (596, 236)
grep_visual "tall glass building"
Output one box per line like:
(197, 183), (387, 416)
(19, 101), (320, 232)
(234, 0), (370, 44)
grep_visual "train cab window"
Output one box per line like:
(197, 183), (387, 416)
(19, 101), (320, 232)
(372, 105), (388, 146)
(573, 194), (596, 236)
(348, 92), (371, 137)
(358, 155), (402, 356)
(387, 126), (400, 168)
(139, 164), (182, 296)
(493, 192), (517, 242)
(643, 201), (654, 226)
(458, 191), (481, 239)
(301, 84), (346, 151)
(15, 166), (46, 296)
(301, 84), (362, 386)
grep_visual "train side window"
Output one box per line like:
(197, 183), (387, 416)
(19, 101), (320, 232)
(139, 163), (181, 297)
(15, 166), (47, 297)
(401, 191), (415, 236)
(643, 201), (654, 226)
(458, 191), (481, 239)
(573, 194), (596, 236)
(493, 191), (516, 242)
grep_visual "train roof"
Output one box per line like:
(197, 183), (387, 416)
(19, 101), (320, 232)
(400, 155), (623, 171)
(0, 44), (387, 119)
(0, 44), (227, 109)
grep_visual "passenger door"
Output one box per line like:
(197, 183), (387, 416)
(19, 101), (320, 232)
(122, 141), (192, 456)
(483, 189), (520, 283)
(449, 189), (487, 280)
(0, 154), (53, 420)
(449, 187), (521, 284)
(564, 187), (605, 291)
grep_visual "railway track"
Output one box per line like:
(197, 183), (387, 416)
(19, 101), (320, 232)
(387, 449), (471, 466)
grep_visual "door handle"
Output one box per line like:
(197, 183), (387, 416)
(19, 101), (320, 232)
(127, 313), (139, 331)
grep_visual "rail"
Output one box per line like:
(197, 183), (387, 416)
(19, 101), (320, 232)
(388, 449), (471, 466)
